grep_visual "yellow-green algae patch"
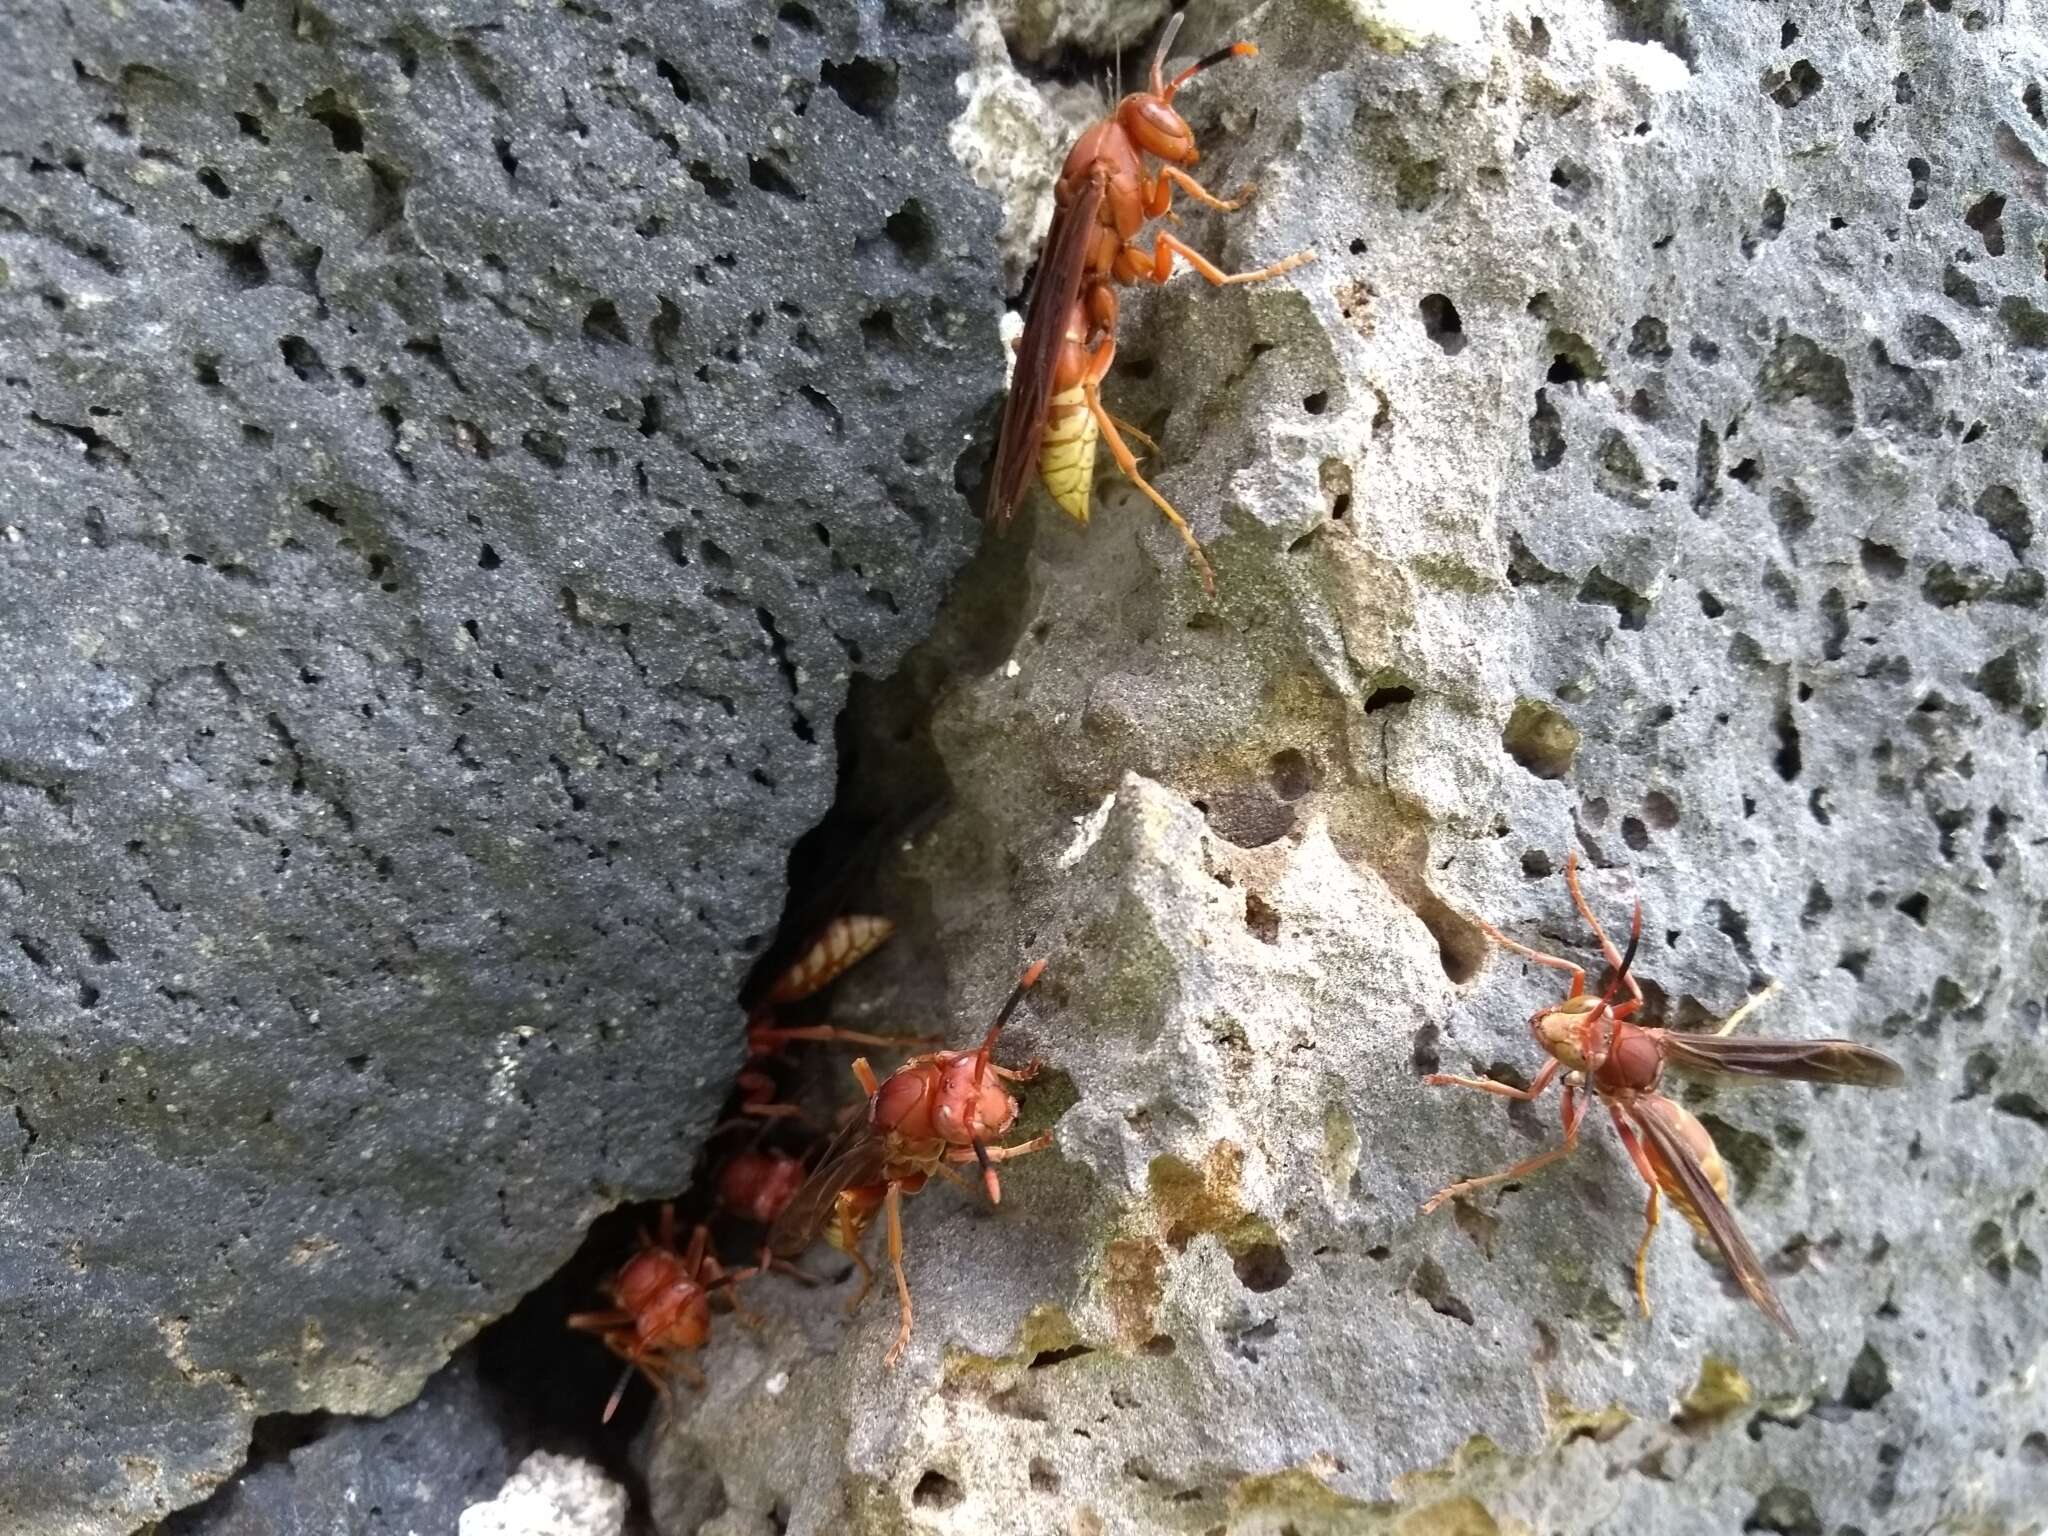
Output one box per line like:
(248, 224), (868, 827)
(941, 1303), (1085, 1383)
(1148, 1143), (1281, 1257)
(1675, 1355), (1753, 1427)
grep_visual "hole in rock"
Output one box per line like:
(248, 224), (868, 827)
(1232, 1242), (1293, 1293)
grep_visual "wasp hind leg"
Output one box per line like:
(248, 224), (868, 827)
(1079, 372), (1215, 592)
(1608, 1106), (1663, 1318)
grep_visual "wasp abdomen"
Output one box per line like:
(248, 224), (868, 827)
(1039, 386), (1098, 524)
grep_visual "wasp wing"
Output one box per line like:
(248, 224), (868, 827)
(765, 1110), (889, 1259)
(1654, 1030), (1904, 1088)
(986, 176), (1103, 531)
(1631, 1094), (1796, 1338)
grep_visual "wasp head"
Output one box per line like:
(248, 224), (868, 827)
(1119, 93), (1199, 165)
(932, 1052), (1020, 1146)
(1531, 994), (1606, 1072)
(1118, 16), (1257, 166)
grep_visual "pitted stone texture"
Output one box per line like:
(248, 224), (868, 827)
(0, 0), (998, 1529)
(988, 0), (1171, 64)
(952, 2), (1115, 292)
(649, 0), (2048, 1532)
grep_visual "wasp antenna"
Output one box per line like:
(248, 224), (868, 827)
(1579, 911), (1640, 1071)
(973, 960), (1046, 1086)
(1166, 38), (1258, 98)
(601, 1361), (635, 1424)
(1595, 899), (1642, 1006)
(1149, 11), (1186, 95)
(1614, 911), (1641, 989)
(972, 1139), (1001, 1203)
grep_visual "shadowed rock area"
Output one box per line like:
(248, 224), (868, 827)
(0, 0), (998, 1530)
(644, 0), (2048, 1531)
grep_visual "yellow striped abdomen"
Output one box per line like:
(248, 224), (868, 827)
(766, 914), (895, 1005)
(1039, 386), (1097, 525)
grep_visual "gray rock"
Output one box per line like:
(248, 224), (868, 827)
(0, 0), (999, 1528)
(159, 1351), (514, 1536)
(645, 0), (2048, 1531)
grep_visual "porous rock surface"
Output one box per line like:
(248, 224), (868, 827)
(458, 1451), (629, 1536)
(159, 1351), (514, 1536)
(0, 0), (998, 1529)
(647, 0), (2048, 1531)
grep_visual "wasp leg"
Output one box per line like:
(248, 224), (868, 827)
(837, 1200), (876, 1316)
(1713, 978), (1783, 1037)
(1145, 165), (1256, 216)
(1124, 230), (1314, 289)
(1110, 415), (1159, 455)
(969, 1130), (1056, 1164)
(882, 1182), (915, 1368)
(757, 1023), (944, 1051)
(701, 1253), (763, 1328)
(1608, 1106), (1663, 1318)
(1423, 1058), (1561, 1101)
(1477, 918), (1588, 998)
(1421, 1081), (1583, 1215)
(1080, 372), (1216, 593)
(1563, 850), (1645, 1012)
(943, 1129), (1055, 1204)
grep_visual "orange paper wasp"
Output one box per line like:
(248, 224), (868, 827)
(768, 961), (1054, 1365)
(567, 1205), (755, 1422)
(986, 14), (1314, 592)
(1422, 852), (1903, 1335)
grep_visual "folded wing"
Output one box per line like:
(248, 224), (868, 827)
(766, 1112), (890, 1258)
(1655, 1030), (1905, 1088)
(1632, 1093), (1797, 1338)
(987, 178), (1103, 531)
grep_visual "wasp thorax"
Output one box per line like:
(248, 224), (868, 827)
(718, 1149), (805, 1226)
(872, 1067), (933, 1138)
(1599, 1027), (1664, 1092)
(614, 1252), (711, 1348)
(615, 1250), (680, 1312)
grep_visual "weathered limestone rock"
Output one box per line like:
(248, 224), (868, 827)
(646, 0), (2048, 1530)
(459, 1452), (628, 1536)
(0, 0), (998, 1529)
